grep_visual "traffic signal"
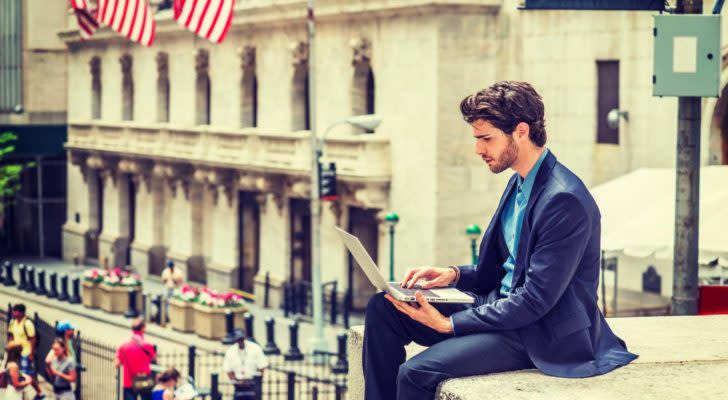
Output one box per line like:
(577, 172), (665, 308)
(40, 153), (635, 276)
(319, 162), (338, 201)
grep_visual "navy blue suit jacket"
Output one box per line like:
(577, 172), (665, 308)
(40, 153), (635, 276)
(451, 151), (637, 378)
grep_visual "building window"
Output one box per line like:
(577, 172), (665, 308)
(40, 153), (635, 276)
(290, 41), (310, 131)
(156, 52), (169, 123)
(0, 0), (22, 113)
(195, 49), (210, 126)
(120, 54), (133, 121)
(240, 46), (257, 128)
(90, 57), (102, 120)
(351, 38), (375, 133)
(597, 60), (619, 144)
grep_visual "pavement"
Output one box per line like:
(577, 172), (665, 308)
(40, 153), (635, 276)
(347, 315), (728, 400)
(0, 257), (363, 356)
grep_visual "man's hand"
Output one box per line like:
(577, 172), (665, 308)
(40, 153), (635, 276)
(400, 266), (456, 289)
(385, 292), (453, 334)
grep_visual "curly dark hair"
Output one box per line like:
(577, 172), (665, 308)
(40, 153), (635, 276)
(460, 81), (547, 146)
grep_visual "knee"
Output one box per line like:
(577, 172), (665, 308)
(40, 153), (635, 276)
(365, 291), (390, 321)
(397, 361), (422, 386)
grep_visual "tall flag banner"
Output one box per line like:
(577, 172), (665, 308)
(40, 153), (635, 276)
(173, 0), (235, 44)
(96, 0), (156, 47)
(70, 0), (99, 39)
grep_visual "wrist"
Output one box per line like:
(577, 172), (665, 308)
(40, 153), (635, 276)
(447, 266), (460, 285)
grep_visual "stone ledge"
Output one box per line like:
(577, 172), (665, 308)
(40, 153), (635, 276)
(348, 315), (728, 399)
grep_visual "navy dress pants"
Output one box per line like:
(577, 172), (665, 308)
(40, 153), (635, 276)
(363, 290), (534, 400)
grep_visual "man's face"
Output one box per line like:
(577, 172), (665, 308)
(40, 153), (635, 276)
(237, 338), (245, 349)
(472, 119), (519, 174)
(11, 310), (23, 320)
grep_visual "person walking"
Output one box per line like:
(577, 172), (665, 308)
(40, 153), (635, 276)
(151, 368), (180, 400)
(222, 329), (268, 400)
(160, 260), (184, 321)
(7, 303), (45, 399)
(116, 319), (156, 400)
(46, 321), (77, 366)
(3, 341), (33, 400)
(47, 338), (77, 400)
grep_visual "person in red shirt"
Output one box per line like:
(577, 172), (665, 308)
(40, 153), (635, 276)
(115, 318), (156, 400)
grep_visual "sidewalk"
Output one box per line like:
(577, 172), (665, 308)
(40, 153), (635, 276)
(2, 257), (363, 354)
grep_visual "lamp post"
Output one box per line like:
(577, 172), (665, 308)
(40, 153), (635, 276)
(384, 212), (399, 281)
(465, 224), (481, 265)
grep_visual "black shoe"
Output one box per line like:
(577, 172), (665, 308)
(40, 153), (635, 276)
(34, 394), (46, 400)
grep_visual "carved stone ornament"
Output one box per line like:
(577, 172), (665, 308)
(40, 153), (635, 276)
(350, 37), (372, 66)
(89, 56), (101, 77)
(156, 52), (169, 76)
(119, 53), (132, 74)
(195, 49), (209, 75)
(290, 41), (309, 67)
(239, 45), (256, 70)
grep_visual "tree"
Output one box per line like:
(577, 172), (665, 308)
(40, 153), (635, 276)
(0, 132), (32, 232)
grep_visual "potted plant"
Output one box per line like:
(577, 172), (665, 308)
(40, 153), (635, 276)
(168, 285), (198, 333)
(193, 288), (246, 340)
(81, 268), (105, 309)
(99, 268), (142, 314)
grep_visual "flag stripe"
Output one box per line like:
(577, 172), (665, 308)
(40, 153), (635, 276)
(94, 0), (155, 46)
(70, 0), (98, 40)
(124, 0), (140, 38)
(173, 0), (235, 44)
(118, 0), (134, 36)
(202, 0), (223, 39)
(208, 0), (232, 43)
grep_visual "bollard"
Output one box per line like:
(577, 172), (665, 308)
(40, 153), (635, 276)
(343, 289), (351, 329)
(284, 320), (303, 361)
(332, 333), (348, 374)
(17, 264), (27, 291)
(282, 283), (290, 318)
(35, 269), (47, 296)
(47, 272), (59, 298)
(3, 261), (15, 286)
(26, 266), (36, 293)
(58, 275), (70, 302)
(221, 310), (237, 345)
(151, 295), (162, 324)
(244, 313), (255, 343)
(69, 278), (82, 304)
(210, 373), (221, 400)
(124, 287), (139, 318)
(263, 317), (280, 355)
(264, 271), (270, 308)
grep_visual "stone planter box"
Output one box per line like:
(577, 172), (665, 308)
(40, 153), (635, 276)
(81, 281), (100, 309)
(192, 303), (246, 340)
(169, 297), (195, 333)
(99, 284), (142, 314)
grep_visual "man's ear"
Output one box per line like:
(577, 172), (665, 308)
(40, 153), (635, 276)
(515, 122), (530, 142)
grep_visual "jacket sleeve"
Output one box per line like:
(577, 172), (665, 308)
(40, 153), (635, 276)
(450, 193), (591, 335)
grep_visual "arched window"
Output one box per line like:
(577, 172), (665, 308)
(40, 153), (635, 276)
(195, 49), (210, 126)
(240, 46), (258, 128)
(351, 38), (374, 133)
(120, 54), (133, 121)
(156, 52), (170, 123)
(290, 41), (309, 131)
(90, 56), (101, 120)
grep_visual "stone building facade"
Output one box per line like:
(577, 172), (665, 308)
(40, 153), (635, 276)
(59, 0), (728, 309)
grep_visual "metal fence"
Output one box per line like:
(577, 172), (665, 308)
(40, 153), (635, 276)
(281, 280), (352, 328)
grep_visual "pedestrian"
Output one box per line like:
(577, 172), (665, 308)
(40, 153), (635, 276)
(151, 368), (180, 400)
(46, 321), (77, 365)
(47, 338), (76, 400)
(115, 318), (156, 400)
(160, 260), (184, 320)
(222, 329), (268, 400)
(3, 341), (34, 400)
(7, 303), (45, 399)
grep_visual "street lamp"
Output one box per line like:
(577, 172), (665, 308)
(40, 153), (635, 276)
(465, 224), (482, 265)
(309, 113), (382, 356)
(384, 212), (399, 281)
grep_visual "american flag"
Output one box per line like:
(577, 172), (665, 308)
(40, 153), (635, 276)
(173, 0), (235, 44)
(96, 0), (156, 47)
(69, 0), (99, 39)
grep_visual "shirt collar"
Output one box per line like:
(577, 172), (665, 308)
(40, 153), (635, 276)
(517, 148), (549, 200)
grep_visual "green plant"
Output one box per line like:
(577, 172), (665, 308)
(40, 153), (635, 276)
(0, 132), (33, 230)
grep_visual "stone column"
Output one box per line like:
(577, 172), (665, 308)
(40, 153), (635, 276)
(62, 152), (90, 263)
(206, 184), (239, 291)
(166, 176), (194, 281)
(129, 166), (155, 279)
(98, 167), (131, 268)
(253, 176), (288, 308)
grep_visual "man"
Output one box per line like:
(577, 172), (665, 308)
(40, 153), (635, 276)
(115, 318), (156, 400)
(7, 303), (45, 399)
(222, 329), (268, 400)
(363, 81), (638, 400)
(160, 260), (184, 321)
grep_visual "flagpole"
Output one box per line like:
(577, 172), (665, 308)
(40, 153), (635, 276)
(308, 0), (328, 357)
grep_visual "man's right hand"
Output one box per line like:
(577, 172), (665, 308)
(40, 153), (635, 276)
(400, 266), (456, 289)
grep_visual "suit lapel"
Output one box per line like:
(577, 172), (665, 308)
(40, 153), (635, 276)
(477, 174), (517, 265)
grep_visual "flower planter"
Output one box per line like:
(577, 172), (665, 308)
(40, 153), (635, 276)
(169, 297), (195, 333)
(192, 303), (246, 340)
(81, 281), (100, 309)
(99, 284), (141, 314)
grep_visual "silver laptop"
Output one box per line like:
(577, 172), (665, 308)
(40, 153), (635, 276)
(335, 226), (474, 303)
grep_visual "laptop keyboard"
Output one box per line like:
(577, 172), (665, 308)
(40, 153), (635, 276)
(388, 283), (440, 298)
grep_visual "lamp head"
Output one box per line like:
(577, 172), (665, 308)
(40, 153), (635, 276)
(345, 114), (382, 132)
(465, 224), (482, 240)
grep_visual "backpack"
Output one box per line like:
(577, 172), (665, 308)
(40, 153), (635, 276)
(9, 317), (35, 340)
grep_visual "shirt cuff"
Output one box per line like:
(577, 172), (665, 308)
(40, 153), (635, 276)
(449, 316), (457, 336)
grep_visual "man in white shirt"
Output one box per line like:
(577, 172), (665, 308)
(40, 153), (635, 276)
(222, 329), (268, 400)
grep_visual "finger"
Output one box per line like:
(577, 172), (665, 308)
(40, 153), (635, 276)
(407, 270), (428, 288)
(415, 291), (433, 310)
(400, 268), (417, 287)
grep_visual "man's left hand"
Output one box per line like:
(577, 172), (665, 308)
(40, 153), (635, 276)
(385, 291), (453, 334)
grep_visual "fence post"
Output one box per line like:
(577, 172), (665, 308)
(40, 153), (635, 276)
(282, 282), (290, 318)
(47, 272), (59, 298)
(244, 313), (255, 343)
(312, 386), (319, 400)
(222, 310), (237, 344)
(3, 261), (15, 286)
(26, 266), (36, 293)
(124, 287), (139, 318)
(70, 278), (82, 304)
(75, 330), (82, 400)
(264, 271), (270, 308)
(332, 333), (348, 374)
(210, 372), (221, 400)
(58, 275), (70, 302)
(330, 281), (338, 325)
(335, 385), (345, 400)
(17, 264), (27, 291)
(284, 320), (303, 361)
(287, 372), (296, 400)
(35, 269), (47, 296)
(187, 345), (196, 381)
(263, 317), (280, 355)
(343, 289), (351, 329)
